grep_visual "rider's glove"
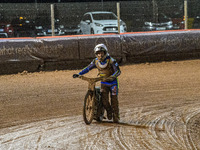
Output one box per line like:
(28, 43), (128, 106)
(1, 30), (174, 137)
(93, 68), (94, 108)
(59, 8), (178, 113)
(73, 74), (80, 78)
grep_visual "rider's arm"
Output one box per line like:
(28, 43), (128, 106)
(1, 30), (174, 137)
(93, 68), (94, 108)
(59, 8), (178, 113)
(78, 59), (96, 75)
(111, 58), (121, 78)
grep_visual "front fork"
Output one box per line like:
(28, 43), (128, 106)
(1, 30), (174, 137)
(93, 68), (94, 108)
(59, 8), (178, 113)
(94, 87), (104, 119)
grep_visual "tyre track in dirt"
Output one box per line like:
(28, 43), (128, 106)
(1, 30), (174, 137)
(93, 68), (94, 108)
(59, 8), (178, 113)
(1, 102), (200, 150)
(185, 111), (200, 150)
(0, 60), (200, 150)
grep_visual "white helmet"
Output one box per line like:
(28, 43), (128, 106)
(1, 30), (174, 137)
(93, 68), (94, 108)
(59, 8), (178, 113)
(94, 44), (108, 55)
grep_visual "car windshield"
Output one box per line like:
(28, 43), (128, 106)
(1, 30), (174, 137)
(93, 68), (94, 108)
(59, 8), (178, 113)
(92, 13), (117, 20)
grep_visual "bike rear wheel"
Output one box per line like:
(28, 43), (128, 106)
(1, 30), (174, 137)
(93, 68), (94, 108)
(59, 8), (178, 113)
(83, 90), (95, 125)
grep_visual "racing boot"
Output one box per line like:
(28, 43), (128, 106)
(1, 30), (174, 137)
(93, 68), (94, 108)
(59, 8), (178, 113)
(113, 113), (120, 123)
(101, 91), (112, 120)
(111, 95), (120, 123)
(107, 109), (113, 120)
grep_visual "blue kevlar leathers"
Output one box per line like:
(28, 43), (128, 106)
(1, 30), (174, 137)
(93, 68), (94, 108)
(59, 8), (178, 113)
(78, 55), (121, 122)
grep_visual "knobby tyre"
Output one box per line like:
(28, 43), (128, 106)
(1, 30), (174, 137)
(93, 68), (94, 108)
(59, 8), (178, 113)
(83, 90), (95, 125)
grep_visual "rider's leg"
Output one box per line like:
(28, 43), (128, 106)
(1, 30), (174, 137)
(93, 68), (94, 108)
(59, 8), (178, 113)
(101, 84), (112, 120)
(111, 85), (120, 123)
(111, 95), (119, 123)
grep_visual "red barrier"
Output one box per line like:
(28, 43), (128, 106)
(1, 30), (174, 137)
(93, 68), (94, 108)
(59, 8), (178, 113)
(121, 30), (200, 63)
(0, 30), (200, 74)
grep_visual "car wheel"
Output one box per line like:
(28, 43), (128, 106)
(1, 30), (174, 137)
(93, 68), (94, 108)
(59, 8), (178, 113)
(79, 30), (83, 35)
(16, 32), (20, 37)
(30, 31), (36, 37)
(91, 29), (94, 34)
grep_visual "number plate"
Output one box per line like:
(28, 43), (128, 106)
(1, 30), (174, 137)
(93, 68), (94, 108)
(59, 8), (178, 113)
(48, 29), (58, 32)
(106, 28), (116, 31)
(156, 27), (166, 30)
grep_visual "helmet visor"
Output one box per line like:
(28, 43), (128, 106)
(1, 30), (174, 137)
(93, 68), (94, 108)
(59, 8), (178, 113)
(95, 47), (106, 54)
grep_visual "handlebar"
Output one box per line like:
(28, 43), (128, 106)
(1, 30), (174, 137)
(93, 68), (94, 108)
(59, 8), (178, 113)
(73, 74), (116, 83)
(76, 75), (104, 91)
(78, 75), (104, 83)
(74, 75), (116, 91)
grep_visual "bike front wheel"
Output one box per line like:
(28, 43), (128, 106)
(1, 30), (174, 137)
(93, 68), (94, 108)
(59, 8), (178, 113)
(83, 90), (95, 125)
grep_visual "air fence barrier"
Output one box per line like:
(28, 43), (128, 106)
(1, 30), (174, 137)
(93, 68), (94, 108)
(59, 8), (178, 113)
(0, 30), (200, 75)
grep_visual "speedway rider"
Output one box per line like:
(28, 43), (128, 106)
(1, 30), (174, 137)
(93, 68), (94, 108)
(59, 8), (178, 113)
(73, 43), (121, 123)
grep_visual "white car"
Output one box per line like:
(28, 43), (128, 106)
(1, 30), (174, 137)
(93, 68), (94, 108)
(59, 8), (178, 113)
(79, 11), (127, 34)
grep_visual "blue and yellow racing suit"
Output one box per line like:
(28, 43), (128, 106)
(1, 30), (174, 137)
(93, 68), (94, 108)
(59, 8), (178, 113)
(78, 55), (121, 121)
(78, 55), (121, 95)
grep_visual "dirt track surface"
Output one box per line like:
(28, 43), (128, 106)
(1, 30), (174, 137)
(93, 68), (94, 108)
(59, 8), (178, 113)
(0, 60), (200, 150)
